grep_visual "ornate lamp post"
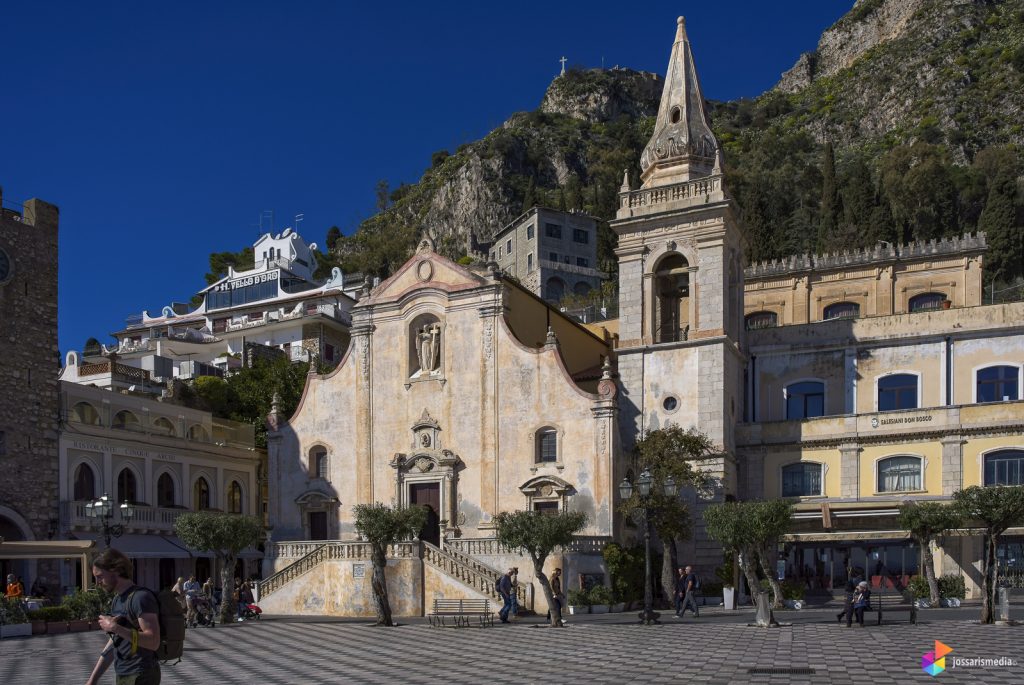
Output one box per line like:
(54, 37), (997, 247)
(619, 468), (678, 625)
(85, 493), (135, 547)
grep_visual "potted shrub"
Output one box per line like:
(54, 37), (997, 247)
(63, 588), (112, 631)
(567, 588), (591, 615)
(588, 585), (613, 614)
(35, 606), (72, 634)
(938, 573), (966, 607)
(0, 596), (32, 639)
(715, 552), (737, 609)
(781, 580), (805, 610)
(26, 609), (48, 635)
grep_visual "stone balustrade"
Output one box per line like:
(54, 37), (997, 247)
(618, 175), (722, 214)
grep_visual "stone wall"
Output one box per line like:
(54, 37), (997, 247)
(0, 192), (60, 594)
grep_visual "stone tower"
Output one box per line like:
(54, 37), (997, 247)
(611, 18), (745, 571)
(0, 186), (61, 592)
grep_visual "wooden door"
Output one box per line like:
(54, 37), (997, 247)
(409, 483), (441, 547)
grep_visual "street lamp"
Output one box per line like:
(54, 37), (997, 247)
(85, 493), (135, 547)
(619, 468), (678, 625)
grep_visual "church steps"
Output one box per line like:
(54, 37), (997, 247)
(422, 541), (528, 607)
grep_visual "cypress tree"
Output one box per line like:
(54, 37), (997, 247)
(978, 169), (1021, 284)
(817, 142), (840, 252)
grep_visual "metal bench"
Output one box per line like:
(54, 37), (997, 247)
(428, 598), (494, 628)
(875, 592), (918, 625)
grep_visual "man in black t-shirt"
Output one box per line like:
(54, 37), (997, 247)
(680, 565), (700, 618)
(86, 548), (162, 685)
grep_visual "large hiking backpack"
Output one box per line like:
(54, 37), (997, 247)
(494, 576), (503, 594)
(127, 588), (187, 663)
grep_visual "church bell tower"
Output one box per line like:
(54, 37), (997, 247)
(611, 17), (745, 570)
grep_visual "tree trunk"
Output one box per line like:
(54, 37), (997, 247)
(739, 547), (761, 604)
(370, 544), (393, 626)
(219, 554), (237, 625)
(533, 560), (562, 627)
(660, 535), (677, 609)
(981, 534), (996, 625)
(757, 544), (783, 609)
(922, 541), (940, 607)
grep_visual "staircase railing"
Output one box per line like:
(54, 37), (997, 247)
(257, 540), (419, 599)
(422, 542), (528, 606)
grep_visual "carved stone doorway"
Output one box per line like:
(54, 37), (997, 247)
(410, 483), (441, 547)
(309, 511), (329, 540)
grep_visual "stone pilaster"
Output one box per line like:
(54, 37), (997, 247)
(839, 442), (861, 498)
(940, 434), (964, 495)
(350, 322), (375, 503)
(477, 302), (502, 520)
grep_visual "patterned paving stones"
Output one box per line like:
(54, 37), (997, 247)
(1, 610), (1022, 684)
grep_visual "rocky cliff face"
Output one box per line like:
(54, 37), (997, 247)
(777, 0), (929, 93)
(540, 67), (662, 122)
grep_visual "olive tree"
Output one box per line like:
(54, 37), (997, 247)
(352, 503), (426, 627)
(897, 501), (963, 607)
(174, 512), (263, 624)
(494, 509), (587, 627)
(952, 485), (1024, 624)
(620, 426), (715, 604)
(704, 499), (793, 624)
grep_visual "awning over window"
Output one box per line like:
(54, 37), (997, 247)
(74, 533), (192, 559)
(781, 530), (912, 543)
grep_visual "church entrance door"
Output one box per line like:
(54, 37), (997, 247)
(309, 511), (328, 540)
(409, 483), (441, 547)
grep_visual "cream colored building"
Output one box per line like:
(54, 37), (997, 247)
(57, 367), (264, 592)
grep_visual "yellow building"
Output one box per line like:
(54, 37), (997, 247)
(739, 236), (1024, 599)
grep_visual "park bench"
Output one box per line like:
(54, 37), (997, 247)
(875, 591), (917, 625)
(428, 598), (494, 628)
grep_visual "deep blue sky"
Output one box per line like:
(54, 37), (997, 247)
(1, 1), (852, 354)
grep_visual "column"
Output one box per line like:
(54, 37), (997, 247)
(940, 435), (964, 496)
(350, 321), (375, 504)
(839, 442), (861, 499)
(477, 302), (502, 520)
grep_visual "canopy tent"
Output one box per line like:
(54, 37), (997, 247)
(72, 533), (192, 559)
(0, 539), (96, 590)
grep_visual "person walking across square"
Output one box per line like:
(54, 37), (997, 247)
(673, 567), (687, 617)
(497, 569), (514, 623)
(680, 565), (700, 618)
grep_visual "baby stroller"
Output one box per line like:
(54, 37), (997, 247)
(189, 593), (217, 628)
(238, 601), (262, 621)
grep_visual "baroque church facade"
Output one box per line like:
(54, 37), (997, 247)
(260, 18), (1024, 615)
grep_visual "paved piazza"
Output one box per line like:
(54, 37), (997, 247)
(1, 607), (1022, 684)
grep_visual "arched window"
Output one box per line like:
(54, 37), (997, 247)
(654, 254), (689, 343)
(112, 410), (140, 431)
(156, 473), (175, 507)
(545, 277), (566, 303)
(984, 449), (1024, 487)
(193, 477), (211, 510)
(823, 301), (860, 320)
(228, 481), (243, 514)
(781, 463), (823, 497)
(70, 402), (101, 426)
(309, 446), (328, 480)
(73, 463), (96, 501)
(785, 381), (825, 420)
(188, 424), (209, 442)
(909, 292), (947, 312)
(117, 468), (138, 504)
(745, 311), (778, 331)
(536, 428), (558, 464)
(152, 417), (175, 436)
(977, 366), (1020, 403)
(878, 374), (919, 411)
(573, 282), (592, 297)
(877, 456), (922, 493)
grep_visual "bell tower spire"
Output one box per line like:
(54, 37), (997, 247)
(639, 16), (718, 188)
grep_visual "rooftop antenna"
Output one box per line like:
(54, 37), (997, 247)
(295, 213), (305, 235)
(559, 56), (567, 76)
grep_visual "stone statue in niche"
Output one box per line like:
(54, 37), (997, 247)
(417, 323), (442, 374)
(420, 433), (431, 448)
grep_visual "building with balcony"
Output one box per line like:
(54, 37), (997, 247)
(77, 228), (359, 394)
(739, 246), (1024, 598)
(57, 376), (264, 591)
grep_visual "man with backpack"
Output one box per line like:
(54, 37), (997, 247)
(680, 564), (700, 618)
(86, 548), (162, 685)
(497, 568), (514, 623)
